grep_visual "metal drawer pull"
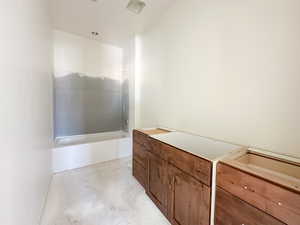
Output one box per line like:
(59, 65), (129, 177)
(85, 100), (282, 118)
(278, 202), (282, 206)
(243, 186), (248, 190)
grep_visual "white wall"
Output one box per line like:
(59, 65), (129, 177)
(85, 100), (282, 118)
(0, 1), (53, 225)
(136, 0), (300, 157)
(122, 38), (136, 132)
(54, 30), (123, 80)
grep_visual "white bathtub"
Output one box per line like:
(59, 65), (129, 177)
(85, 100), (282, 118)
(53, 131), (132, 173)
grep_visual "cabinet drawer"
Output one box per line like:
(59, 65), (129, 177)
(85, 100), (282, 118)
(133, 142), (147, 168)
(133, 160), (147, 189)
(165, 144), (212, 186)
(215, 187), (285, 225)
(133, 130), (150, 149)
(148, 137), (168, 160)
(217, 163), (300, 225)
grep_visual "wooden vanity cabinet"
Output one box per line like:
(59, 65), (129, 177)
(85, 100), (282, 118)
(132, 129), (212, 225)
(216, 161), (300, 225)
(167, 164), (211, 225)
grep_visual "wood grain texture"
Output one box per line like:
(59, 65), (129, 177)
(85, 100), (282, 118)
(168, 164), (211, 225)
(133, 141), (148, 168)
(133, 130), (150, 149)
(222, 152), (300, 193)
(163, 143), (212, 186)
(215, 187), (285, 225)
(148, 137), (212, 186)
(148, 137), (168, 160)
(133, 159), (147, 189)
(133, 130), (149, 190)
(217, 163), (300, 225)
(133, 130), (212, 224)
(147, 152), (169, 217)
(137, 128), (171, 135)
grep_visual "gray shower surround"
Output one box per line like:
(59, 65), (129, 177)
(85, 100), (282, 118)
(54, 73), (128, 137)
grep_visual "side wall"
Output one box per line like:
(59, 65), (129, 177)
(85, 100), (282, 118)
(0, 1), (53, 225)
(136, 0), (300, 157)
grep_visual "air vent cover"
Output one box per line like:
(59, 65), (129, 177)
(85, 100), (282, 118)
(127, 0), (146, 14)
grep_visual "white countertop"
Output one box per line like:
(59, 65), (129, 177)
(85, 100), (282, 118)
(151, 131), (243, 162)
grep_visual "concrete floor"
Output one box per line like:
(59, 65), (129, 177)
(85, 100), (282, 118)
(41, 157), (170, 225)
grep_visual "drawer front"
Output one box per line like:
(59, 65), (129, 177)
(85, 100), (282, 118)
(133, 142), (147, 168)
(133, 130), (150, 149)
(165, 144), (212, 186)
(217, 163), (300, 225)
(148, 137), (168, 160)
(133, 160), (147, 189)
(215, 187), (285, 225)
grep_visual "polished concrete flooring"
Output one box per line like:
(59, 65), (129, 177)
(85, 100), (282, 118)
(41, 157), (170, 225)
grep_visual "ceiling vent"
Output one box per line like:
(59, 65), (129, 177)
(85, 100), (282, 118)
(126, 0), (146, 14)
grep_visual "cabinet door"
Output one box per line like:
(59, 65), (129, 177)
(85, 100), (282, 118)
(147, 152), (168, 215)
(168, 164), (211, 225)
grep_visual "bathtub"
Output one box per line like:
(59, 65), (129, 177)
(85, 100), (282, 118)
(53, 130), (132, 173)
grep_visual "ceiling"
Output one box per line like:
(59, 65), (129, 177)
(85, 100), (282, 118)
(52, 0), (174, 47)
